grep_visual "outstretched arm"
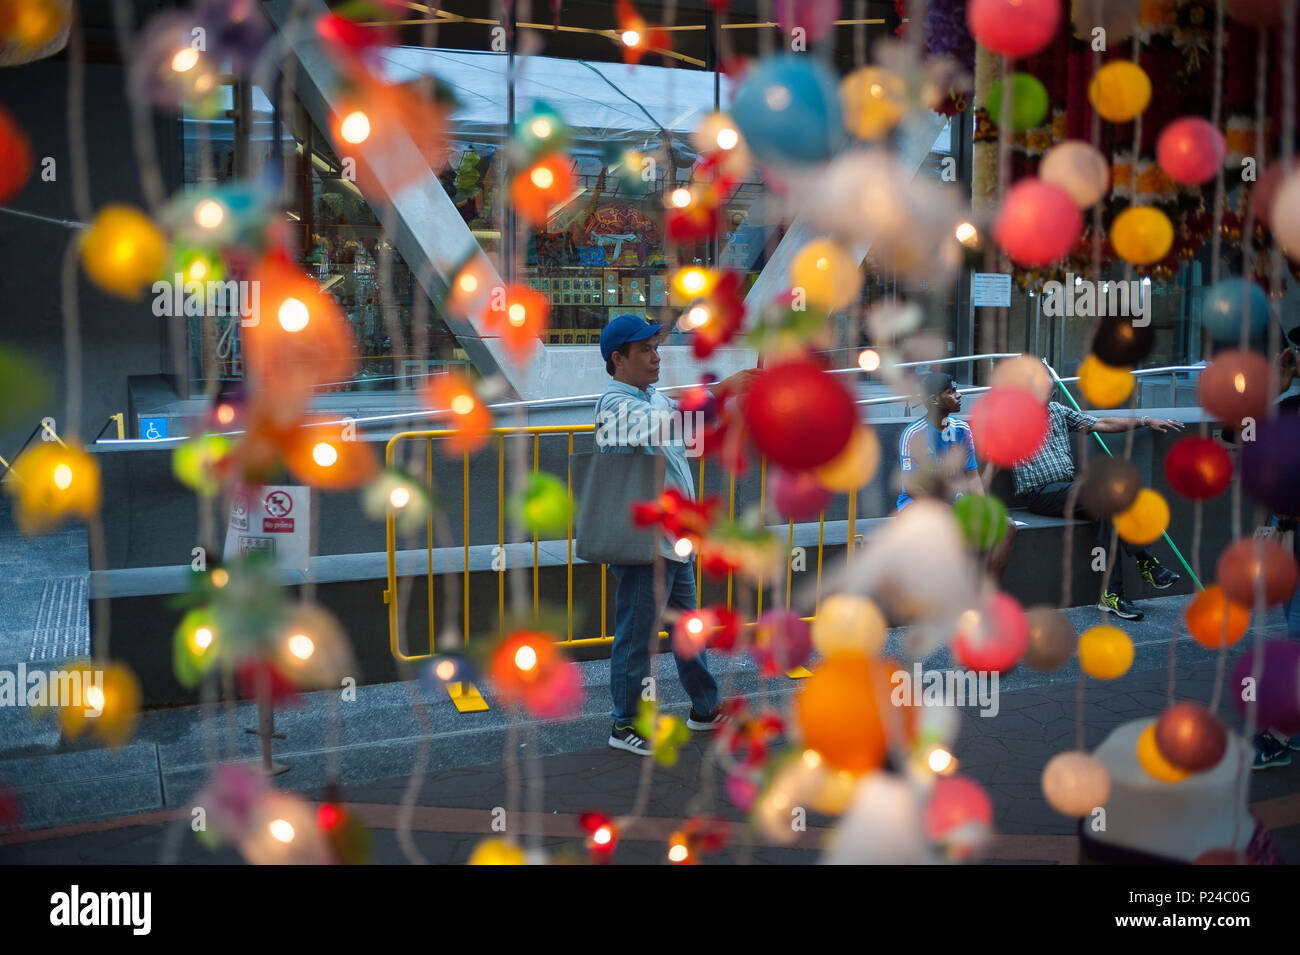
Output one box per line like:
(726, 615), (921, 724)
(1091, 415), (1185, 434)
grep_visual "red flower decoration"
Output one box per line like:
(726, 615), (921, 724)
(631, 488), (720, 543)
(235, 658), (302, 706)
(615, 0), (672, 65)
(691, 270), (747, 359)
(489, 630), (584, 719)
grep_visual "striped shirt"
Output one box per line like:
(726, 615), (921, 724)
(896, 415), (978, 511)
(1011, 401), (1098, 497)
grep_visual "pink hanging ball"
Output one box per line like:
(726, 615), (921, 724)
(994, 179), (1083, 267)
(969, 387), (1050, 467)
(773, 468), (833, 521)
(967, 0), (1062, 58)
(1156, 117), (1226, 185)
(953, 591), (1030, 673)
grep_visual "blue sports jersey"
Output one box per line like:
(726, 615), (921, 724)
(896, 415), (978, 510)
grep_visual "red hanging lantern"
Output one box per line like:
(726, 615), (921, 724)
(968, 388), (1049, 467)
(1164, 435), (1233, 500)
(742, 359), (855, 470)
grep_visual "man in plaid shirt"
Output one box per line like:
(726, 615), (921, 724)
(1013, 399), (1185, 621)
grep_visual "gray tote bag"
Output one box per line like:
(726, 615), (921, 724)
(571, 395), (663, 566)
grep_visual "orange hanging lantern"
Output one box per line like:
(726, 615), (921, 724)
(243, 252), (358, 403)
(483, 284), (549, 362)
(282, 418), (378, 490)
(426, 372), (493, 458)
(1185, 584), (1250, 649)
(5, 441), (101, 535)
(512, 153), (575, 226)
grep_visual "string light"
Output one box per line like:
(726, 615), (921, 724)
(339, 110), (370, 144)
(171, 48), (199, 73)
(857, 349), (881, 372)
(389, 487), (411, 508)
(277, 297), (309, 332)
(312, 442), (339, 467)
(621, 29), (640, 47)
(670, 187), (692, 208)
(514, 644), (538, 672)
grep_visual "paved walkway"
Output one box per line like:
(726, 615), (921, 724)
(2, 594), (1297, 865)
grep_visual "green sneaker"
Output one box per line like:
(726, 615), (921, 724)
(1098, 591), (1144, 620)
(1137, 557), (1180, 590)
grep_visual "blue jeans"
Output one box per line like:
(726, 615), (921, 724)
(608, 558), (720, 724)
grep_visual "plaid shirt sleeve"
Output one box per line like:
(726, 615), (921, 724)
(1061, 404), (1098, 433)
(1011, 403), (1090, 496)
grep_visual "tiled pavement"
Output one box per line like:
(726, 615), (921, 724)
(2, 594), (1298, 865)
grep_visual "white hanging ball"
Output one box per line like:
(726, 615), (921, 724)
(1040, 140), (1111, 209)
(1042, 750), (1112, 817)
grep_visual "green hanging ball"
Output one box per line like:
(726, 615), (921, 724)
(515, 472), (572, 536)
(952, 494), (1008, 551)
(988, 74), (1050, 132)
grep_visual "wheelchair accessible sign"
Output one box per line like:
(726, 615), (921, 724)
(223, 484), (311, 573)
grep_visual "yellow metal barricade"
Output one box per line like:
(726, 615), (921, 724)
(383, 425), (845, 709)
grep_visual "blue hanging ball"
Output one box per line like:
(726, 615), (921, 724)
(1202, 278), (1270, 344)
(730, 55), (844, 166)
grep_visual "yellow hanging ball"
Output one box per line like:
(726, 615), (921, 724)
(1088, 61), (1152, 123)
(1078, 354), (1135, 407)
(1110, 206), (1173, 265)
(812, 594), (888, 656)
(80, 204), (167, 300)
(813, 424), (879, 492)
(1078, 624), (1134, 680)
(1136, 723), (1190, 783)
(840, 66), (907, 140)
(468, 837), (525, 865)
(1113, 487), (1169, 546)
(790, 238), (862, 312)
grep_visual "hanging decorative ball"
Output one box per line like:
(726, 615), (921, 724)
(511, 100), (571, 164)
(283, 420), (378, 490)
(1041, 750), (1111, 816)
(790, 237), (862, 311)
(811, 594), (888, 656)
(1215, 537), (1299, 607)
(1201, 278), (1269, 345)
(1154, 703), (1227, 772)
(967, 0), (1062, 57)
(730, 54), (844, 165)
(5, 442), (102, 535)
(1268, 168), (1300, 262)
(1240, 416), (1300, 517)
(952, 493), (1008, 550)
(1040, 140), (1111, 209)
(172, 433), (232, 498)
(512, 153), (576, 226)
(1185, 584), (1250, 649)
(774, 0), (840, 43)
(1109, 206), (1173, 265)
(1112, 488), (1169, 546)
(952, 591), (1030, 673)
(1197, 349), (1272, 425)
(994, 179), (1083, 266)
(1022, 605), (1077, 671)
(924, 775), (994, 859)
(1090, 313), (1154, 366)
(511, 471), (573, 537)
(1164, 435), (1233, 500)
(795, 652), (895, 774)
(1077, 624), (1134, 679)
(80, 205), (168, 300)
(56, 659), (142, 749)
(812, 424), (880, 492)
(988, 74), (1050, 132)
(1230, 641), (1300, 734)
(968, 387), (1050, 467)
(1225, 0), (1288, 28)
(1078, 354), (1135, 407)
(839, 65), (907, 140)
(0, 106), (32, 202)
(742, 359), (856, 470)
(1248, 159), (1300, 228)
(772, 468), (832, 521)
(468, 837), (526, 865)
(1156, 117), (1226, 186)
(1078, 456), (1141, 517)
(1088, 61), (1152, 123)
(990, 354), (1054, 402)
(274, 602), (354, 692)
(1136, 723), (1190, 783)
(751, 609), (813, 675)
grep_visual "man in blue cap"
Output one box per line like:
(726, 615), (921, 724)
(597, 313), (755, 755)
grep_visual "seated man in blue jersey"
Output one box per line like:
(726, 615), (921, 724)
(897, 372), (1016, 579)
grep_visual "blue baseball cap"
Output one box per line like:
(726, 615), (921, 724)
(600, 313), (664, 362)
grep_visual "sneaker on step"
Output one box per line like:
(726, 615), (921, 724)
(1138, 557), (1180, 590)
(686, 706), (729, 731)
(608, 723), (651, 756)
(1253, 733), (1293, 770)
(1289, 735), (1300, 752)
(1098, 591), (1144, 621)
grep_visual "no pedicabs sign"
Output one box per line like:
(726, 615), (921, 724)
(223, 485), (311, 573)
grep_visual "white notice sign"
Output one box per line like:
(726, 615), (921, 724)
(223, 484), (311, 573)
(971, 272), (1012, 308)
